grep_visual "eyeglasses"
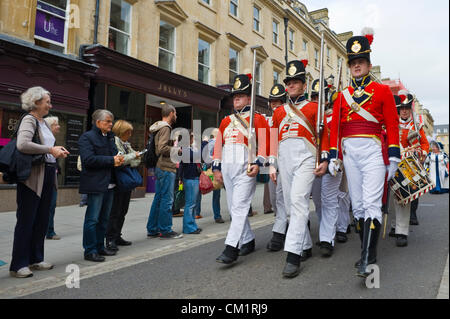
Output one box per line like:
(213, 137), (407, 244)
(100, 120), (113, 124)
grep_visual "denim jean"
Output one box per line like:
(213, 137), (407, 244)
(195, 192), (202, 216)
(212, 189), (221, 220)
(83, 190), (114, 256)
(183, 178), (200, 233)
(46, 187), (57, 238)
(146, 167), (176, 235)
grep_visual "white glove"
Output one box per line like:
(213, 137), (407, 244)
(328, 158), (340, 177)
(386, 158), (400, 181)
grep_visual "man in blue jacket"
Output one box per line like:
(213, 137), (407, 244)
(79, 109), (124, 262)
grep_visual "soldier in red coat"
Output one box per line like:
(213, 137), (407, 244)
(328, 29), (401, 277)
(269, 60), (329, 278)
(389, 91), (429, 247)
(213, 74), (270, 265)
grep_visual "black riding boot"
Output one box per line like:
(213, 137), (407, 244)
(357, 218), (379, 277)
(410, 198), (419, 225)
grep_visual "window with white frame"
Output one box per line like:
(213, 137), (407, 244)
(229, 47), (239, 84)
(109, 0), (132, 55)
(159, 21), (176, 72)
(255, 61), (262, 95)
(289, 29), (295, 51)
(302, 39), (308, 51)
(253, 6), (261, 32)
(314, 48), (319, 68)
(273, 70), (280, 85)
(230, 0), (238, 17)
(198, 39), (211, 84)
(273, 20), (279, 44)
(34, 0), (69, 54)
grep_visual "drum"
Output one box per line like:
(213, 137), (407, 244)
(389, 153), (434, 206)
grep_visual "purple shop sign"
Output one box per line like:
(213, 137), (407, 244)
(35, 9), (65, 44)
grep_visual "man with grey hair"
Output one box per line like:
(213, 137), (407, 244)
(146, 104), (183, 239)
(78, 109), (125, 262)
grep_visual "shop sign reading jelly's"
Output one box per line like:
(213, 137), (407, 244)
(157, 83), (188, 98)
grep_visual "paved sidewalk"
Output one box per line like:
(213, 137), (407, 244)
(0, 184), (280, 298)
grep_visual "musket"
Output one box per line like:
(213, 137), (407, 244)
(334, 59), (343, 161)
(410, 94), (421, 141)
(247, 45), (262, 173)
(315, 32), (325, 168)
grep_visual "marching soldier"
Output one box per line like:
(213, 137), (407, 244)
(269, 60), (329, 278)
(328, 28), (401, 277)
(308, 79), (344, 256)
(389, 91), (429, 247)
(265, 84), (289, 252)
(213, 74), (270, 264)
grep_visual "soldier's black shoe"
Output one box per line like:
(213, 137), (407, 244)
(283, 252), (301, 278)
(346, 225), (351, 234)
(116, 237), (132, 246)
(216, 245), (239, 264)
(239, 239), (255, 256)
(357, 218), (374, 278)
(300, 248), (312, 261)
(409, 219), (419, 225)
(319, 242), (334, 257)
(396, 234), (408, 247)
(336, 231), (348, 243)
(354, 257), (377, 268)
(389, 227), (397, 238)
(266, 232), (285, 251)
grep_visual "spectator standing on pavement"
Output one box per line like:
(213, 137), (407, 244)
(44, 116), (62, 240)
(146, 104), (183, 239)
(79, 109), (124, 262)
(179, 132), (202, 234)
(10, 87), (69, 278)
(207, 129), (224, 223)
(105, 120), (142, 252)
(425, 141), (449, 194)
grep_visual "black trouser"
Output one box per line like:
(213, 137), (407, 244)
(106, 189), (132, 241)
(410, 198), (419, 214)
(10, 165), (55, 272)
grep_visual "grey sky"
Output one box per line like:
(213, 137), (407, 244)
(301, 0), (449, 125)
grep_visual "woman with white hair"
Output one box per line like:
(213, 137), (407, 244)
(44, 116), (62, 240)
(10, 87), (69, 278)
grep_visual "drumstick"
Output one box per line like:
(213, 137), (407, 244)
(382, 213), (387, 239)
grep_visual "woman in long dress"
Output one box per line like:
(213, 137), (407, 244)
(425, 142), (449, 194)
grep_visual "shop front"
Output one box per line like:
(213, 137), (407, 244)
(81, 45), (246, 196)
(0, 34), (96, 212)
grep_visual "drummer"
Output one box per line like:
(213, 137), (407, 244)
(389, 92), (429, 247)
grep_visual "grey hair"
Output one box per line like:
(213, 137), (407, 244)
(92, 109), (114, 125)
(161, 104), (176, 118)
(20, 86), (51, 112)
(44, 116), (59, 127)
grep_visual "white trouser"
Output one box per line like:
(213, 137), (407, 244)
(269, 178), (289, 234)
(222, 144), (256, 248)
(311, 172), (342, 245)
(311, 177), (322, 223)
(343, 138), (386, 223)
(389, 192), (411, 236)
(278, 139), (315, 256)
(336, 190), (351, 232)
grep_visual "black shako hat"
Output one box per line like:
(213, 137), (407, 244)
(283, 60), (306, 84)
(393, 95), (402, 108)
(269, 84), (287, 102)
(310, 79), (329, 98)
(231, 74), (252, 96)
(346, 27), (374, 64)
(398, 90), (414, 109)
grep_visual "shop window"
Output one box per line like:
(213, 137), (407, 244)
(198, 39), (211, 85)
(229, 47), (239, 84)
(159, 20), (176, 72)
(34, 0), (68, 54)
(109, 0), (132, 55)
